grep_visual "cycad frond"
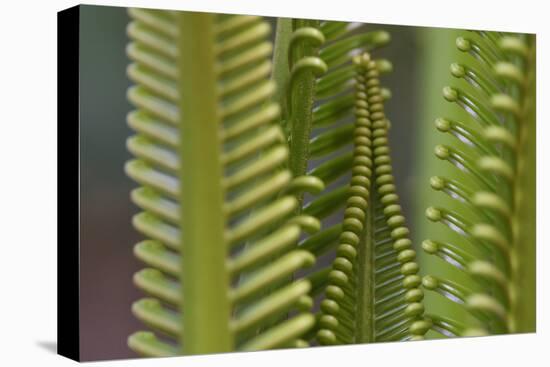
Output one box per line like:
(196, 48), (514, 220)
(315, 54), (428, 344)
(422, 31), (535, 336)
(275, 20), (427, 344)
(125, 9), (317, 356)
(283, 20), (391, 269)
(284, 20), (391, 185)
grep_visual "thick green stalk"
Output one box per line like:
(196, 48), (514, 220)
(270, 18), (293, 121)
(178, 13), (232, 354)
(288, 19), (322, 186)
(511, 34), (536, 333)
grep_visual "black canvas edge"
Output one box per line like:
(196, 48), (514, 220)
(57, 4), (81, 362)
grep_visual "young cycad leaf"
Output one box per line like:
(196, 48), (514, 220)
(283, 20), (391, 187)
(422, 31), (535, 336)
(272, 20), (427, 342)
(124, 9), (317, 356)
(274, 21), (393, 307)
(316, 54), (428, 345)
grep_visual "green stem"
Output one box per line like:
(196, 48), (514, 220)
(270, 18), (293, 121)
(511, 34), (536, 333)
(178, 13), (232, 354)
(288, 19), (321, 202)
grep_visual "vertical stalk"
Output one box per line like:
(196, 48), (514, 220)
(270, 18), (293, 121)
(178, 13), (232, 354)
(288, 19), (322, 188)
(511, 34), (536, 333)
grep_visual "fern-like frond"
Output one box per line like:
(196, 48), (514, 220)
(297, 22), (392, 239)
(272, 20), (427, 343)
(284, 20), (391, 188)
(125, 9), (318, 356)
(422, 31), (535, 336)
(315, 54), (428, 345)
(280, 20), (390, 294)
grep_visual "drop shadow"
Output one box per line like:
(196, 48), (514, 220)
(36, 340), (57, 354)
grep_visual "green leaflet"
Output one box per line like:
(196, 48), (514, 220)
(422, 31), (536, 336)
(316, 54), (428, 345)
(125, 9), (317, 356)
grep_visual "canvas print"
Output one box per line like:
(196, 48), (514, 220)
(57, 4), (536, 362)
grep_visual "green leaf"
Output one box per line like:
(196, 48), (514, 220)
(421, 31), (536, 336)
(316, 54), (428, 344)
(125, 9), (317, 355)
(273, 20), (428, 343)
